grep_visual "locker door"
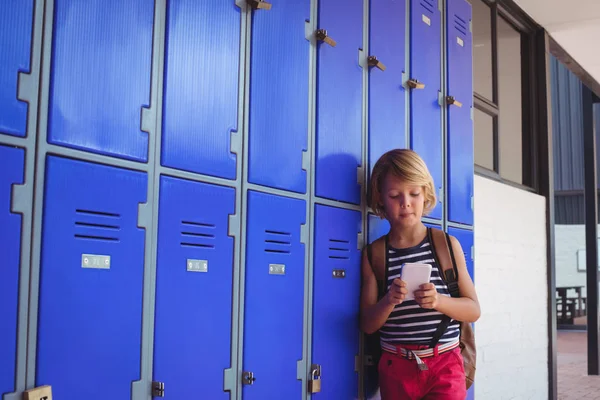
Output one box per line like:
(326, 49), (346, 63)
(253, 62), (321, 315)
(161, 0), (241, 180)
(312, 205), (361, 398)
(316, 0), (363, 204)
(36, 157), (147, 399)
(0, 1), (33, 137)
(248, 0), (310, 193)
(447, 227), (474, 281)
(153, 177), (235, 399)
(47, 0), (153, 162)
(243, 191), (306, 399)
(446, 226), (474, 400)
(410, 0), (442, 219)
(369, 0), (407, 176)
(447, 0), (474, 226)
(0, 145), (25, 396)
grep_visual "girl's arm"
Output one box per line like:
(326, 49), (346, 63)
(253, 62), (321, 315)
(414, 235), (481, 323)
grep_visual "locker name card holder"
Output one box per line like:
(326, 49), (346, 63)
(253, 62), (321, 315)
(269, 264), (286, 275)
(81, 254), (111, 269)
(332, 269), (346, 278)
(187, 259), (208, 273)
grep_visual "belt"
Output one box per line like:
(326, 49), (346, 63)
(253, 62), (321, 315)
(381, 337), (460, 371)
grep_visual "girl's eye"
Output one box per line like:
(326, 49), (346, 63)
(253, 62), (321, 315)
(410, 193), (420, 197)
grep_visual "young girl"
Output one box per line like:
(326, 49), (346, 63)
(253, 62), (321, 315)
(360, 149), (480, 399)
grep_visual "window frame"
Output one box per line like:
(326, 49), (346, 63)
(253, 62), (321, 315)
(471, 0), (540, 191)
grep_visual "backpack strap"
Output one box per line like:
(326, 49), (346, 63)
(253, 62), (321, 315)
(365, 235), (389, 300)
(428, 228), (460, 347)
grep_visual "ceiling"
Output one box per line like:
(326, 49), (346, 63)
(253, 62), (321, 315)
(512, 0), (600, 84)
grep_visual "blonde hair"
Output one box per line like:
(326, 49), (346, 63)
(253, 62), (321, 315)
(368, 149), (437, 218)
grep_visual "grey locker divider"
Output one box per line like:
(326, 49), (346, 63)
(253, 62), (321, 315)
(3, 0), (43, 399)
(441, 0), (449, 232)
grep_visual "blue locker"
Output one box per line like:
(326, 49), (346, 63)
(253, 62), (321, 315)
(369, 0), (407, 176)
(410, 0), (442, 219)
(368, 213), (390, 244)
(312, 205), (361, 398)
(153, 176), (235, 399)
(48, 0), (153, 162)
(36, 157), (146, 399)
(447, 227), (474, 282)
(0, 1), (33, 137)
(0, 145), (25, 396)
(447, 226), (474, 400)
(447, 0), (474, 226)
(316, 0), (363, 204)
(248, 0), (310, 193)
(243, 191), (306, 399)
(161, 0), (241, 180)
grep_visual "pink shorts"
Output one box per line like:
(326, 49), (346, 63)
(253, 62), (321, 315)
(378, 344), (467, 400)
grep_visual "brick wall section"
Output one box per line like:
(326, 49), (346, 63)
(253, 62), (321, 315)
(473, 176), (548, 399)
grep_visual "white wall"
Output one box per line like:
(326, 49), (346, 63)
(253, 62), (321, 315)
(473, 175), (548, 399)
(554, 224), (593, 297)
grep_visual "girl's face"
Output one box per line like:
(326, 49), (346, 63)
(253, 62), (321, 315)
(380, 173), (425, 228)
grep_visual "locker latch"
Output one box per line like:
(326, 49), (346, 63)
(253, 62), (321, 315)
(247, 0), (272, 10)
(367, 56), (386, 71)
(316, 29), (336, 47)
(242, 371), (257, 385)
(406, 79), (425, 89)
(446, 95), (463, 107)
(152, 381), (165, 397)
(308, 364), (322, 393)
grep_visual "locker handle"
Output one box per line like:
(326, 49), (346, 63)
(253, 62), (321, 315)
(247, 0), (272, 10)
(446, 96), (463, 107)
(367, 56), (386, 71)
(406, 79), (425, 89)
(316, 29), (337, 47)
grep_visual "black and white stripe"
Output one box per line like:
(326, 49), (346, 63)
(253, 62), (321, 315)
(379, 235), (460, 345)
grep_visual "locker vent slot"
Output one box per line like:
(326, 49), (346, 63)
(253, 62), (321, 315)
(180, 220), (216, 249)
(454, 14), (467, 35)
(76, 209), (120, 218)
(420, 0), (435, 14)
(265, 230), (292, 254)
(329, 239), (350, 260)
(74, 209), (122, 242)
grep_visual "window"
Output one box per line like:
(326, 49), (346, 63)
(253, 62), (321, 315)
(468, 0), (536, 187)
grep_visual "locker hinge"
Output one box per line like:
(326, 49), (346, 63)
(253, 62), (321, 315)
(18, 71), (34, 102)
(10, 183), (28, 214)
(242, 371), (257, 385)
(471, 246), (475, 261)
(469, 20), (473, 33)
(438, 188), (443, 203)
(438, 0), (442, 11)
(152, 381), (165, 397)
(471, 195), (474, 211)
(355, 355), (361, 372)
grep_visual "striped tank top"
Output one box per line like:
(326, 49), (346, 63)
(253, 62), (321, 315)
(379, 234), (460, 349)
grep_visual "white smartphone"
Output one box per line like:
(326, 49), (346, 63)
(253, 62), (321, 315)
(400, 263), (432, 300)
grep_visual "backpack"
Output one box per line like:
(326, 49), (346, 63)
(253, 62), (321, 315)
(363, 227), (476, 396)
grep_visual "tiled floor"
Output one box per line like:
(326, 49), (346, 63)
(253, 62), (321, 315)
(558, 330), (600, 399)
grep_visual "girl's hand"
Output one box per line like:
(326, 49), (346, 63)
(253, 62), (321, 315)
(414, 283), (439, 309)
(386, 278), (408, 305)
